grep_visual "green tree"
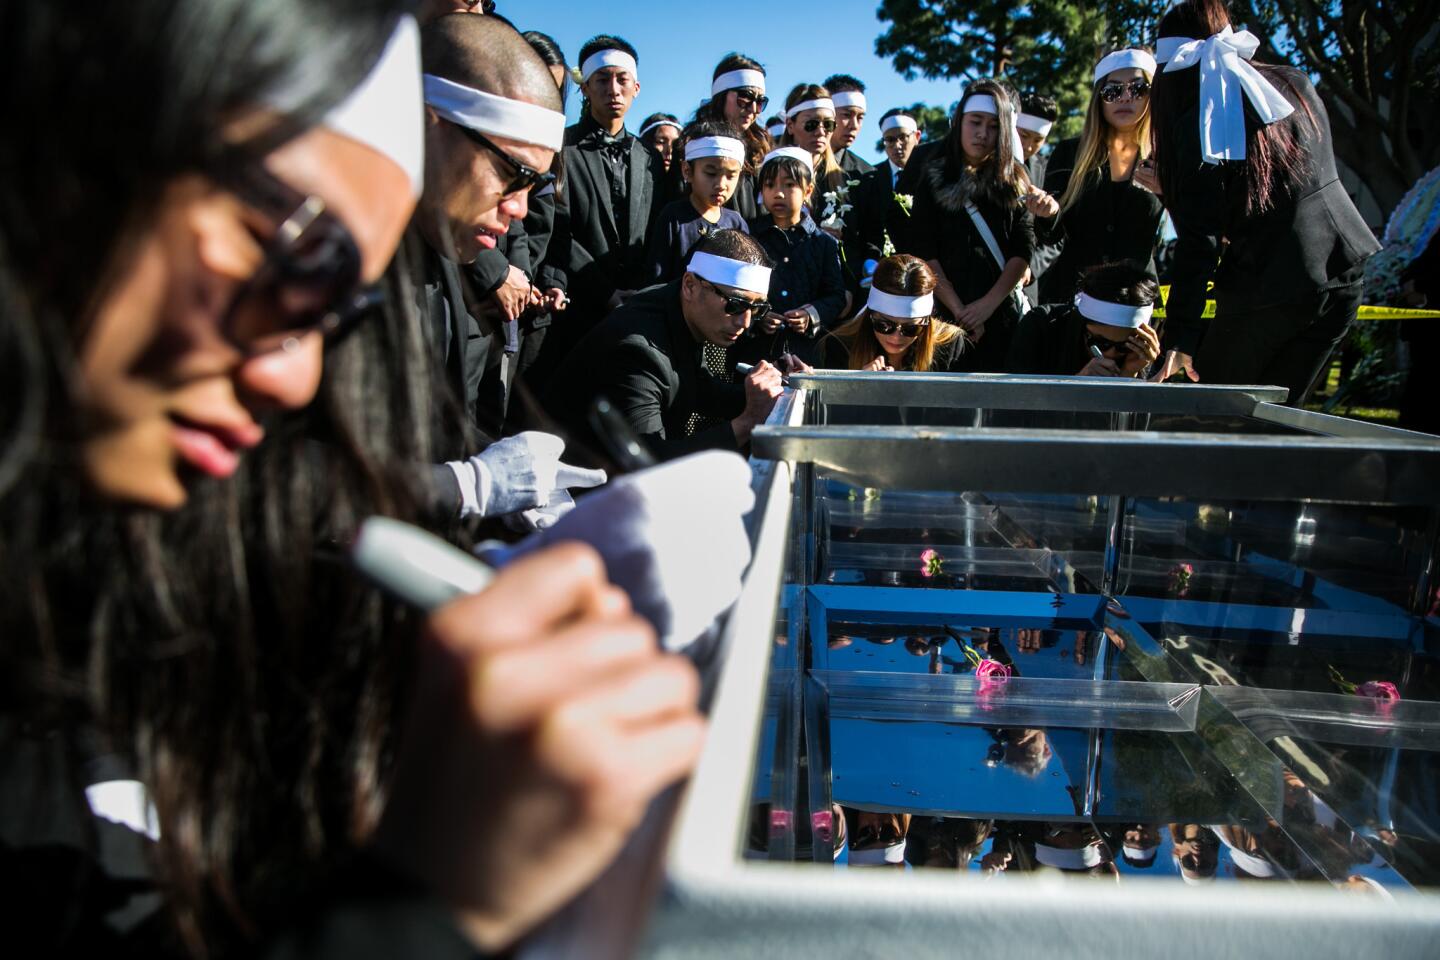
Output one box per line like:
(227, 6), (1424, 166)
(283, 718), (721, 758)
(1225, 0), (1438, 218)
(874, 0), (1156, 142)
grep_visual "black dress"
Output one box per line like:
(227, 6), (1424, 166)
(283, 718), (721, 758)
(1159, 66), (1379, 404)
(907, 149), (1036, 372)
(1035, 137), (1165, 305)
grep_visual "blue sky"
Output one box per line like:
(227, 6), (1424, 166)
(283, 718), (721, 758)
(511, 0), (969, 165)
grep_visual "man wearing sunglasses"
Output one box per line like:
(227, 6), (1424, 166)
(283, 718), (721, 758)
(1006, 260), (1162, 379)
(545, 230), (788, 463)
(824, 74), (874, 178)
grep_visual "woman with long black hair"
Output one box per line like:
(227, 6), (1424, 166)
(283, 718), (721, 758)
(1034, 48), (1166, 305)
(905, 78), (1055, 371)
(691, 53), (773, 219)
(1148, 0), (1379, 403)
(0, 4), (709, 956)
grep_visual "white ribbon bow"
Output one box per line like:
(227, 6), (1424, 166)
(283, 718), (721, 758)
(1162, 26), (1295, 164)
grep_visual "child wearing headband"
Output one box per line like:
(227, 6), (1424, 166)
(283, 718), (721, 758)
(732, 147), (846, 368)
(643, 120), (749, 284)
(823, 255), (965, 372)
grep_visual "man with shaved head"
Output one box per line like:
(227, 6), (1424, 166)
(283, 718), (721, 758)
(412, 14), (605, 525)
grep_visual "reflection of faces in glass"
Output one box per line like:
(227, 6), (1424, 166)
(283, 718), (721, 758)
(849, 810), (911, 851)
(78, 127), (414, 508)
(1172, 823), (1219, 879)
(993, 728), (1052, 777)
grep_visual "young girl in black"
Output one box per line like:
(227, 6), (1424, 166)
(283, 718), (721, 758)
(731, 147), (846, 367)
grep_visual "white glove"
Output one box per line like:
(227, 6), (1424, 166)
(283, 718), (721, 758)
(504, 489), (577, 532)
(481, 451), (756, 650)
(445, 432), (607, 518)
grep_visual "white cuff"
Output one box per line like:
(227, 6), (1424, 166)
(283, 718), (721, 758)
(446, 458), (487, 518)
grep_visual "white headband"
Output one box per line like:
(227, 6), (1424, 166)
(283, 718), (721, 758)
(786, 97), (834, 119)
(960, 94), (999, 116)
(1035, 842), (1107, 871)
(684, 136), (746, 163)
(766, 122), (786, 137)
(1175, 857), (1217, 885)
(847, 841), (906, 866)
(581, 48), (638, 83)
(1017, 114), (1054, 137)
(881, 115), (918, 134)
(1122, 845), (1158, 863)
(1227, 846), (1277, 878)
(712, 69), (766, 96)
(638, 118), (681, 139)
(762, 146), (814, 173)
(322, 16), (424, 197)
(423, 74), (566, 152)
(867, 287), (934, 319)
(689, 251), (772, 296)
(1158, 26), (1295, 164)
(1075, 292), (1153, 329)
(831, 91), (867, 111)
(1093, 48), (1158, 83)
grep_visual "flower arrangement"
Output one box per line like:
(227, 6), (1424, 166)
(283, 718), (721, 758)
(1330, 666), (1401, 714)
(1167, 562), (1195, 598)
(920, 548), (944, 578)
(819, 178), (860, 230)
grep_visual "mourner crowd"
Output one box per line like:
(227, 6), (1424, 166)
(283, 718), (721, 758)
(0, 0), (1408, 956)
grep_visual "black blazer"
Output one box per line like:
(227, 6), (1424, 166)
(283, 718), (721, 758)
(1036, 137), (1165, 305)
(836, 147), (875, 177)
(557, 115), (666, 316)
(1159, 66), (1379, 356)
(1006, 303), (1092, 375)
(543, 282), (745, 463)
(843, 164), (898, 274)
(888, 140), (944, 256)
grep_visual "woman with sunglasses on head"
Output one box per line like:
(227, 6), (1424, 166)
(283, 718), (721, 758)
(822, 255), (965, 372)
(1148, 0), (1378, 403)
(691, 54), (772, 220)
(1031, 49), (1165, 307)
(907, 79), (1052, 372)
(0, 3), (710, 956)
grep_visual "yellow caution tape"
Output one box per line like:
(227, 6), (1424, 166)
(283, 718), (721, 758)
(1150, 284), (1440, 322)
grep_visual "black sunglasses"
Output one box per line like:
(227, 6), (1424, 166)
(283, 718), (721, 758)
(220, 168), (379, 355)
(1085, 331), (1132, 357)
(700, 277), (769, 317)
(452, 121), (557, 196)
(871, 316), (929, 337)
(882, 134), (913, 146)
(802, 118), (837, 134)
(732, 89), (770, 111)
(1099, 78), (1151, 103)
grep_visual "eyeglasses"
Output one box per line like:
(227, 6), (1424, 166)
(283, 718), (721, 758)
(451, 121), (557, 196)
(700, 277), (769, 316)
(871, 316), (929, 337)
(732, 89), (769, 111)
(1099, 78), (1151, 103)
(882, 135), (913, 147)
(1085, 331), (1132, 357)
(802, 118), (837, 134)
(220, 168), (379, 355)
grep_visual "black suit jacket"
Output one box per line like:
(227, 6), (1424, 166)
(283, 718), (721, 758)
(544, 282), (744, 463)
(1160, 66), (1379, 356)
(557, 115), (666, 317)
(843, 164), (897, 272)
(888, 140), (943, 255)
(836, 147), (875, 177)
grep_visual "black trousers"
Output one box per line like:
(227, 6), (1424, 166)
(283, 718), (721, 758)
(1195, 279), (1363, 406)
